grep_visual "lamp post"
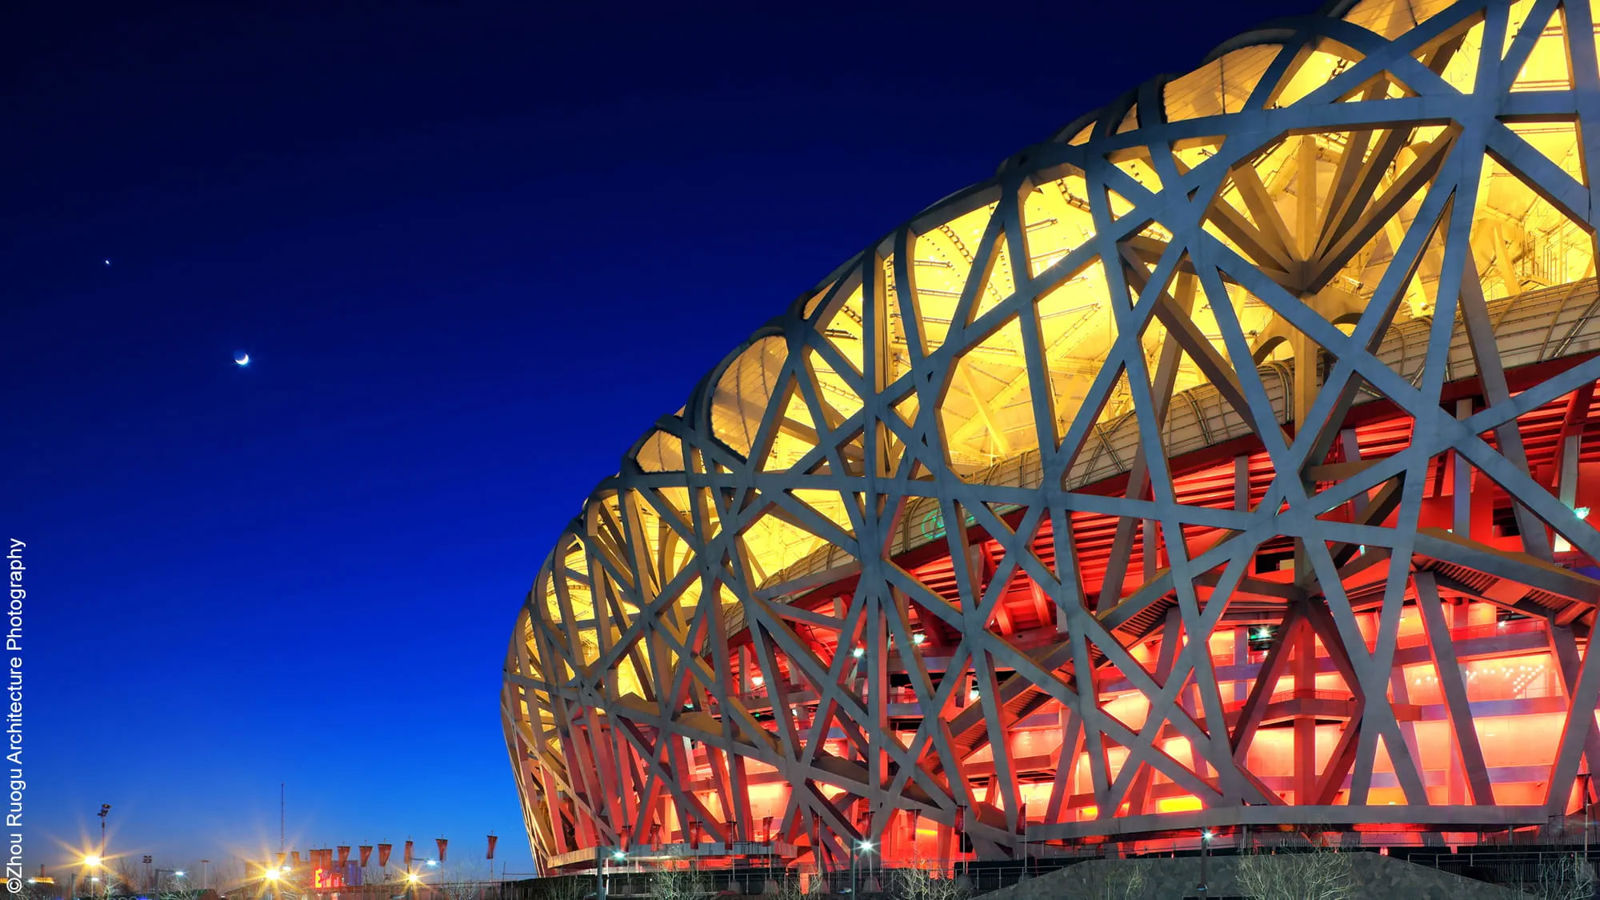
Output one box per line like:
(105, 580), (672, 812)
(609, 850), (625, 897)
(1196, 829), (1213, 895)
(1581, 766), (1592, 860)
(263, 865), (281, 900)
(97, 805), (111, 864)
(850, 839), (873, 897)
(83, 855), (104, 900)
(155, 868), (187, 899)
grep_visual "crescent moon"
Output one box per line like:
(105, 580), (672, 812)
(234, 352), (250, 366)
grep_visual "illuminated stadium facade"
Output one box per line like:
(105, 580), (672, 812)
(504, 0), (1600, 871)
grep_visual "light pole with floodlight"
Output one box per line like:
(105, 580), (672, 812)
(83, 855), (104, 900)
(607, 849), (625, 900)
(850, 839), (873, 897)
(1196, 828), (1213, 894)
(153, 868), (185, 899)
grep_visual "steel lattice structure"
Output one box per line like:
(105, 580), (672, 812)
(504, 0), (1600, 871)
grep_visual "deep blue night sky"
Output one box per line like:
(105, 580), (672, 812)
(6, 0), (1288, 879)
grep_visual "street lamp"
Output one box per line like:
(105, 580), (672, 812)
(1197, 829), (1214, 895)
(97, 805), (111, 850)
(153, 868), (184, 897)
(601, 849), (625, 900)
(262, 864), (284, 900)
(1580, 766), (1592, 860)
(97, 802), (111, 895)
(83, 856), (105, 900)
(850, 839), (873, 897)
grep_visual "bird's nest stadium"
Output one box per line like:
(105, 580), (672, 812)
(503, 0), (1600, 873)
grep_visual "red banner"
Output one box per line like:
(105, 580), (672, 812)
(337, 847), (350, 867)
(276, 853), (286, 869)
(359, 846), (372, 868)
(404, 840), (414, 868)
(436, 838), (447, 863)
(378, 844), (392, 868)
(485, 835), (497, 860)
(290, 852), (301, 869)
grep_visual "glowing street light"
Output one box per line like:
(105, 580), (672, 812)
(850, 838), (875, 896)
(82, 856), (106, 900)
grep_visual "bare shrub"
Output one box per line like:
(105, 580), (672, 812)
(1074, 859), (1150, 900)
(1530, 853), (1598, 900)
(648, 861), (707, 900)
(1236, 842), (1354, 900)
(893, 858), (970, 900)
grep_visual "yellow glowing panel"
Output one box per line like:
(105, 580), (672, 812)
(1342, 0), (1456, 38)
(739, 506), (827, 588)
(1023, 170), (1095, 277)
(939, 316), (1040, 479)
(1113, 104), (1139, 135)
(805, 345), (865, 427)
(1473, 154), (1594, 301)
(758, 380), (818, 473)
(1508, 2), (1571, 92)
(912, 204), (998, 355)
(1434, 18), (1484, 93)
(1503, 120), (1583, 184)
(1157, 795), (1203, 813)
(820, 283), (866, 377)
(1109, 151), (1163, 194)
(1277, 47), (1363, 108)
(791, 488), (856, 538)
(710, 336), (788, 458)
(636, 428), (684, 473)
(1162, 45), (1279, 121)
